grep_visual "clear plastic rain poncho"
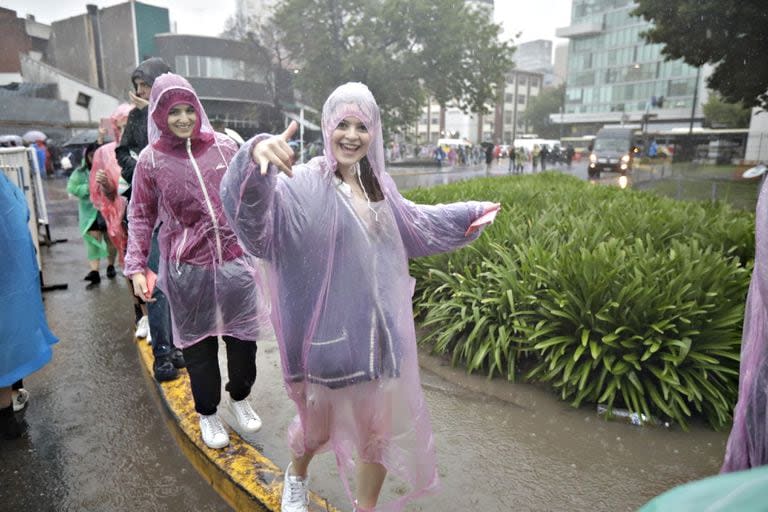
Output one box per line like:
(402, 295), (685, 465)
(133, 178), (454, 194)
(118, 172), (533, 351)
(721, 179), (768, 472)
(221, 82), (493, 511)
(124, 73), (268, 348)
(0, 173), (58, 386)
(89, 103), (133, 264)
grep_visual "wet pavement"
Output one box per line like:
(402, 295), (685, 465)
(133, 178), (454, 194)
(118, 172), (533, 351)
(0, 167), (728, 512)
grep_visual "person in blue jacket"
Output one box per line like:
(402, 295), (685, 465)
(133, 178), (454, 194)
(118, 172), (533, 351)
(0, 173), (59, 439)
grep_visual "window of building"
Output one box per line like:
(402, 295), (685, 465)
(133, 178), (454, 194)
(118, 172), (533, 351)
(517, 94), (526, 105)
(530, 77), (539, 88)
(505, 93), (514, 103)
(518, 76), (527, 86)
(174, 55), (246, 80)
(504, 112), (513, 123)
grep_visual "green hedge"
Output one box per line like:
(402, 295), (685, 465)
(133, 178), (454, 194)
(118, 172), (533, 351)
(406, 173), (754, 429)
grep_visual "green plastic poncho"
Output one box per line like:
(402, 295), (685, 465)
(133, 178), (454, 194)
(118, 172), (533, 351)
(67, 161), (108, 260)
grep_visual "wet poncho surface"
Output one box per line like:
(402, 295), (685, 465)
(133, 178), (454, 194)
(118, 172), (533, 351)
(124, 73), (267, 348)
(0, 173), (58, 386)
(89, 103), (133, 264)
(221, 82), (491, 511)
(721, 179), (768, 472)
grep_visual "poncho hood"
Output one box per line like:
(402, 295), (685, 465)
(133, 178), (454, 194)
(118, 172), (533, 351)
(131, 57), (171, 90)
(148, 73), (214, 157)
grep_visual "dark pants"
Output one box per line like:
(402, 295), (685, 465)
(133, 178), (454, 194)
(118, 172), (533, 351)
(182, 336), (257, 415)
(147, 227), (173, 359)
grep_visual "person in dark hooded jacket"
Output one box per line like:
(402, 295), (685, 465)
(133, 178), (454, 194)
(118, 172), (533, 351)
(115, 57), (183, 382)
(116, 57), (171, 198)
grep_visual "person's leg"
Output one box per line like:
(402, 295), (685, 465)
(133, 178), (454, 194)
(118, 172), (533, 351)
(0, 386), (21, 439)
(148, 287), (177, 381)
(355, 462), (387, 510)
(181, 337), (221, 415)
(223, 336), (260, 432)
(88, 230), (102, 272)
(106, 238), (117, 278)
(222, 336), (257, 401)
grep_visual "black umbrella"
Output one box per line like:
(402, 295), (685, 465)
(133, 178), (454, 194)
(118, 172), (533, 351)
(63, 129), (112, 147)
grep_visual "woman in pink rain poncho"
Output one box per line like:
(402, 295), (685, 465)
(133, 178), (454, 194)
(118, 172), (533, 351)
(124, 73), (268, 450)
(221, 82), (499, 512)
(721, 175), (768, 472)
(89, 103), (133, 262)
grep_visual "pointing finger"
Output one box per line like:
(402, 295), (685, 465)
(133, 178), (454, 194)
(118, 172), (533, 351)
(280, 121), (299, 142)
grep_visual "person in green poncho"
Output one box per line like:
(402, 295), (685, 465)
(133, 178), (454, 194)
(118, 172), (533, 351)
(67, 143), (116, 285)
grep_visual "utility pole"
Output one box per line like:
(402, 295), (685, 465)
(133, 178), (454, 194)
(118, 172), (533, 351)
(689, 66), (702, 135)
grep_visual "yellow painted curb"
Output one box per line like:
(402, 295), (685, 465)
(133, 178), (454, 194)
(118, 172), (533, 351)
(136, 337), (340, 512)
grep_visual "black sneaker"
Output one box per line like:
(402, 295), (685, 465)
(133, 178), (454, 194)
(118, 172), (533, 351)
(153, 358), (179, 382)
(83, 270), (101, 284)
(106, 265), (117, 279)
(170, 349), (186, 369)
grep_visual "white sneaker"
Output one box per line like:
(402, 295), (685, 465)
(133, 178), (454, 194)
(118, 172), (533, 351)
(227, 398), (262, 433)
(12, 388), (29, 412)
(281, 463), (309, 512)
(146, 327), (153, 346)
(135, 315), (149, 339)
(199, 413), (229, 449)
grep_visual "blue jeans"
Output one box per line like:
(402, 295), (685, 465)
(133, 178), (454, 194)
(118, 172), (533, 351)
(147, 227), (174, 359)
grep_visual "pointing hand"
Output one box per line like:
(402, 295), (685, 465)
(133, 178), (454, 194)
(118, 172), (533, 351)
(252, 121), (299, 177)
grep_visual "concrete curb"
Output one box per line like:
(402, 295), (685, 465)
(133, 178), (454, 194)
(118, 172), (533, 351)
(135, 337), (340, 512)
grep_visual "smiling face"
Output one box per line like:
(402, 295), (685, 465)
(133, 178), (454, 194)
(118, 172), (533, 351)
(331, 116), (371, 174)
(167, 103), (196, 139)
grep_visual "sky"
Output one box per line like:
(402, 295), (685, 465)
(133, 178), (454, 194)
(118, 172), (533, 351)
(4, 0), (573, 46)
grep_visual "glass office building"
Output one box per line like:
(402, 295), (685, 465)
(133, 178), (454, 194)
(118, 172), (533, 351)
(554, 0), (706, 133)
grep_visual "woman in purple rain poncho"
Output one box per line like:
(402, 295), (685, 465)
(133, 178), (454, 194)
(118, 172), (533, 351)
(221, 82), (499, 512)
(721, 177), (768, 472)
(124, 73), (268, 450)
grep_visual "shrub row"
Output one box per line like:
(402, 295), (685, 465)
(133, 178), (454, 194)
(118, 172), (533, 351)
(406, 173), (754, 429)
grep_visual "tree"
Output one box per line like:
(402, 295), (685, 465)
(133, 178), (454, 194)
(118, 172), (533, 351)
(633, 0), (768, 110)
(522, 84), (565, 139)
(702, 94), (751, 129)
(270, 0), (514, 132)
(221, 12), (295, 133)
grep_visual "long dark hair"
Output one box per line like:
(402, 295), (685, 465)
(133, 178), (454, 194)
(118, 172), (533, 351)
(336, 155), (384, 202)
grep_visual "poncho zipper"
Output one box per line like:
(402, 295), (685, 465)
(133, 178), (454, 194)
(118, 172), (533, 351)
(186, 138), (223, 265)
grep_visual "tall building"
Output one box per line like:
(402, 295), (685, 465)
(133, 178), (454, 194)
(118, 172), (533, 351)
(514, 39), (561, 87)
(0, 8), (50, 84)
(554, 0), (707, 134)
(47, 2), (170, 100)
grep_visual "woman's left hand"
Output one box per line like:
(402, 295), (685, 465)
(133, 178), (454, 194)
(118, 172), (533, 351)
(465, 202), (501, 236)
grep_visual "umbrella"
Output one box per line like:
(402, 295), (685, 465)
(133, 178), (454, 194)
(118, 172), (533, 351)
(22, 130), (47, 143)
(62, 129), (111, 147)
(0, 134), (24, 146)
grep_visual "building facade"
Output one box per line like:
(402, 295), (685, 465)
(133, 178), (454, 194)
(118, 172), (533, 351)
(154, 33), (278, 136)
(47, 1), (170, 100)
(554, 0), (707, 134)
(0, 8), (50, 84)
(499, 69), (544, 143)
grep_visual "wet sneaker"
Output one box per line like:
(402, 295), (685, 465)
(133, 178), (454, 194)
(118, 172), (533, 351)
(227, 399), (262, 433)
(12, 388), (29, 412)
(281, 463), (309, 512)
(170, 348), (186, 369)
(135, 315), (149, 339)
(83, 270), (101, 284)
(106, 265), (117, 279)
(199, 414), (229, 449)
(153, 358), (179, 382)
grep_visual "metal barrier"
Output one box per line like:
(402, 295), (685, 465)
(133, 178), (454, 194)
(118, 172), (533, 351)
(0, 147), (68, 291)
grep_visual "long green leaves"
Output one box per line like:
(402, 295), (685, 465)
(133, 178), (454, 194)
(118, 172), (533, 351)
(407, 173), (753, 429)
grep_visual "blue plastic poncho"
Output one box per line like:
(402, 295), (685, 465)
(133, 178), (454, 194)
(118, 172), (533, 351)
(0, 173), (58, 386)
